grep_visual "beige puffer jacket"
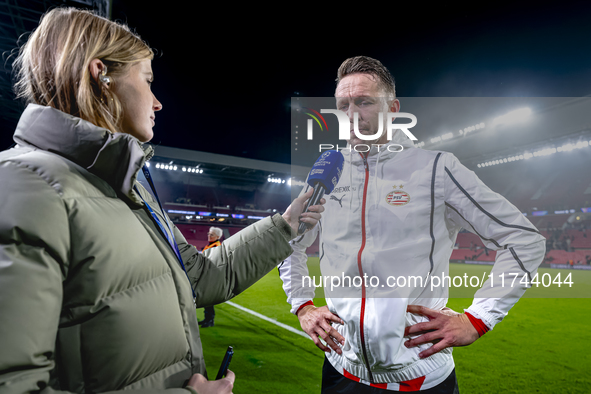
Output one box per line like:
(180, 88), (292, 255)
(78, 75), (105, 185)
(0, 104), (293, 393)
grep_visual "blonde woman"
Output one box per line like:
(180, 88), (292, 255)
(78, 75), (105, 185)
(0, 8), (323, 394)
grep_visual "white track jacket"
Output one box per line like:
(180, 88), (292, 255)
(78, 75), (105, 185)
(279, 131), (546, 387)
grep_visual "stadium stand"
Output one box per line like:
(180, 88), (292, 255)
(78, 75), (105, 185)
(141, 114), (591, 269)
(532, 214), (572, 230)
(176, 223), (246, 251)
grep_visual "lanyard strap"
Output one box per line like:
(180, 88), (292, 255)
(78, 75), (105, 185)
(137, 164), (196, 301)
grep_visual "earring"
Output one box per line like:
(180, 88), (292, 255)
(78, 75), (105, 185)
(100, 94), (114, 104)
(99, 69), (111, 86)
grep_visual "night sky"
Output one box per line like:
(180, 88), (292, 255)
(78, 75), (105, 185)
(6, 1), (591, 163)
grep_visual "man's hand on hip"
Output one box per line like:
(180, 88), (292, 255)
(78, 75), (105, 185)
(404, 305), (480, 359)
(297, 305), (345, 355)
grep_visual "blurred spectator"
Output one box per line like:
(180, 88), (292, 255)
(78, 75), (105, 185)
(199, 227), (223, 328)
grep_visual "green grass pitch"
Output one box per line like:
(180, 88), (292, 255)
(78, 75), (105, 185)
(197, 259), (591, 393)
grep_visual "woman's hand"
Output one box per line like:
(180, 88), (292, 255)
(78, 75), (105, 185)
(282, 188), (326, 236)
(187, 371), (235, 394)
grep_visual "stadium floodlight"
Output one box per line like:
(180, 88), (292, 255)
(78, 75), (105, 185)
(146, 162), (150, 167)
(290, 178), (307, 187)
(492, 107), (532, 127)
(558, 141), (589, 152)
(182, 167), (186, 172)
(155, 163), (160, 169)
(459, 122), (486, 137)
(533, 147), (556, 157)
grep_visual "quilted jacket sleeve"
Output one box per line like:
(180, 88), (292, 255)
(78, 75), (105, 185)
(177, 214), (294, 308)
(0, 162), (195, 394)
(0, 161), (69, 393)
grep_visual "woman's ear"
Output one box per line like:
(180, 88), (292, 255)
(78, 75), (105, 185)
(89, 58), (109, 86)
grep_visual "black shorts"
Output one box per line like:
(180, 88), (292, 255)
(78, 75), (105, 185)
(321, 357), (459, 394)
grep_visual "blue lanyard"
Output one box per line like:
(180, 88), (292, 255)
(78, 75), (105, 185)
(136, 164), (196, 302)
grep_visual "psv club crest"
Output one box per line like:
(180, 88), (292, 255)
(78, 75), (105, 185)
(385, 185), (410, 206)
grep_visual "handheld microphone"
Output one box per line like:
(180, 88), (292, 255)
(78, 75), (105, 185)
(298, 151), (345, 235)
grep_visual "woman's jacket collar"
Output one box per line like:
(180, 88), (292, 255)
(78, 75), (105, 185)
(13, 104), (151, 205)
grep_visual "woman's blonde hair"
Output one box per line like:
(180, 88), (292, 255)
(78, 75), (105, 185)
(13, 7), (153, 133)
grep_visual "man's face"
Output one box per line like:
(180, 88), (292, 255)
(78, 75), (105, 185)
(335, 73), (400, 147)
(207, 231), (220, 243)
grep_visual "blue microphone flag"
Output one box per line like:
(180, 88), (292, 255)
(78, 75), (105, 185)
(306, 151), (345, 194)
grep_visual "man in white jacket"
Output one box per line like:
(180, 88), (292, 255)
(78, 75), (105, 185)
(279, 56), (546, 393)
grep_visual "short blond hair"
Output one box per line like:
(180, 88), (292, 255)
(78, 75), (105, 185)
(336, 56), (396, 101)
(13, 7), (153, 134)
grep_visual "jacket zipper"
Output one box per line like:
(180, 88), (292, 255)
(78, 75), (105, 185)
(357, 153), (374, 383)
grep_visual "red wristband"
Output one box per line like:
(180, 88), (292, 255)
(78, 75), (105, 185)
(465, 312), (489, 337)
(296, 301), (314, 316)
